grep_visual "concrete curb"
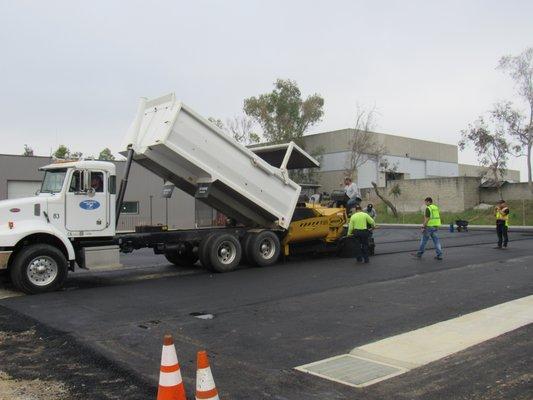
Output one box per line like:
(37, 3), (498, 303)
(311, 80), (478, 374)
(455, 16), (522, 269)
(378, 223), (533, 232)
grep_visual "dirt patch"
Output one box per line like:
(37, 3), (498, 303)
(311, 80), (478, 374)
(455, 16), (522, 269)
(0, 371), (68, 400)
(0, 306), (154, 400)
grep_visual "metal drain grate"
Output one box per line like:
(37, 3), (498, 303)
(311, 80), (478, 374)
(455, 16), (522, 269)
(295, 354), (406, 387)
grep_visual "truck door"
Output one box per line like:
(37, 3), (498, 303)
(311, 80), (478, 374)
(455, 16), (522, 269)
(66, 170), (109, 232)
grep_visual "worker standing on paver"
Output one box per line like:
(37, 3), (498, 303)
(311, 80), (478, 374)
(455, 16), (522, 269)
(494, 200), (510, 249)
(413, 197), (443, 260)
(347, 204), (375, 263)
(344, 177), (361, 212)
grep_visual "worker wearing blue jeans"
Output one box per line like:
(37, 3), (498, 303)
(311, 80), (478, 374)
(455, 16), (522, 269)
(414, 197), (443, 260)
(417, 227), (443, 259)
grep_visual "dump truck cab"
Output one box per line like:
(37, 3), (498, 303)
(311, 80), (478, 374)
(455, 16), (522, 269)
(36, 160), (117, 238)
(0, 160), (116, 292)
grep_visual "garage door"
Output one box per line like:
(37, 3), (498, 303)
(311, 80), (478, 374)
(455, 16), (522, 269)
(410, 159), (427, 179)
(7, 180), (42, 199)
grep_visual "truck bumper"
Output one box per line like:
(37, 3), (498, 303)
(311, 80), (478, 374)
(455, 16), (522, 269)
(0, 251), (12, 270)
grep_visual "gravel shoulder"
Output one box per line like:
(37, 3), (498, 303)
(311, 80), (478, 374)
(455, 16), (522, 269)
(0, 306), (154, 400)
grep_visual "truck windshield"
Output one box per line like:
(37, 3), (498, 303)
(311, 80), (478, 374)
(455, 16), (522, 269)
(41, 169), (67, 193)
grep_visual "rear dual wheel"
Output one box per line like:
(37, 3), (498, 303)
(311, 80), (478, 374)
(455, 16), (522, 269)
(245, 231), (281, 267)
(199, 233), (242, 273)
(198, 230), (281, 273)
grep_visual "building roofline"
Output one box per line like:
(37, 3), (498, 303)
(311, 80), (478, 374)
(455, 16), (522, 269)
(0, 153), (126, 162)
(304, 128), (458, 148)
(458, 162), (520, 173)
(0, 153), (52, 159)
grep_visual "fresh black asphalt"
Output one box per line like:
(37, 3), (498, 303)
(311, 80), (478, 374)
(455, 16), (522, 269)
(1, 228), (532, 399)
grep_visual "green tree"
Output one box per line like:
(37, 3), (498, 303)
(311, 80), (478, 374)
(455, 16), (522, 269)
(98, 148), (115, 161)
(22, 144), (34, 156)
(243, 79), (324, 146)
(53, 145), (70, 159)
(459, 116), (510, 184)
(497, 47), (533, 190)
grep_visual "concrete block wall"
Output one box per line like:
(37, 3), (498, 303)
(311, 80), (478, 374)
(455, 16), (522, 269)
(480, 183), (533, 203)
(361, 177), (481, 212)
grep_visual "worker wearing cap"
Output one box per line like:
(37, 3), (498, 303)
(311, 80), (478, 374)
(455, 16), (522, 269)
(413, 197), (443, 260)
(347, 204), (375, 263)
(365, 203), (377, 219)
(494, 200), (510, 249)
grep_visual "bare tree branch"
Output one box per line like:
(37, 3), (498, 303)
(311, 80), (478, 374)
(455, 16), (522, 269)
(225, 115), (261, 145)
(371, 181), (398, 217)
(209, 116), (261, 145)
(345, 105), (387, 180)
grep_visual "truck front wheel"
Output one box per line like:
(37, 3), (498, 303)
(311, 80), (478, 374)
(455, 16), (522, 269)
(10, 244), (68, 294)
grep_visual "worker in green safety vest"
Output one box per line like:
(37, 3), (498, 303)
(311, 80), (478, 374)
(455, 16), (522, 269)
(494, 199), (510, 249)
(413, 196), (443, 260)
(347, 204), (376, 263)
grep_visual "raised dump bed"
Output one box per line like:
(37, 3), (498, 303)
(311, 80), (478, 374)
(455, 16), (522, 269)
(122, 93), (319, 229)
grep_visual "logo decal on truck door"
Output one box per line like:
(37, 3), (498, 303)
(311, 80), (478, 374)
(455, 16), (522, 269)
(79, 200), (101, 210)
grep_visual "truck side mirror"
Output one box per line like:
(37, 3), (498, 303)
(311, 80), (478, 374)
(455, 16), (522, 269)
(83, 169), (90, 192)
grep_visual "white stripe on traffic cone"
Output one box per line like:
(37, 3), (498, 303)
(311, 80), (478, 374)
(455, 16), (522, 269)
(196, 350), (219, 400)
(157, 334), (186, 400)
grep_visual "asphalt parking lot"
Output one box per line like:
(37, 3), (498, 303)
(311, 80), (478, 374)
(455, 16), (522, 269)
(1, 227), (532, 399)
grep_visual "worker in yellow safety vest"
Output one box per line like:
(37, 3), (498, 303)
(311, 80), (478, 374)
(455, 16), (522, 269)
(347, 204), (376, 263)
(413, 197), (443, 260)
(494, 199), (510, 249)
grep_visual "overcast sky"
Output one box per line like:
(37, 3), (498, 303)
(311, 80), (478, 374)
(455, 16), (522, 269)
(1, 0), (531, 179)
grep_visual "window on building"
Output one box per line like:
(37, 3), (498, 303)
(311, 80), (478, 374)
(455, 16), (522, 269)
(386, 172), (404, 182)
(120, 201), (139, 214)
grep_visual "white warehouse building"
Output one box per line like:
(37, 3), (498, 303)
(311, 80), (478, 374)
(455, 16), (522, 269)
(302, 128), (519, 193)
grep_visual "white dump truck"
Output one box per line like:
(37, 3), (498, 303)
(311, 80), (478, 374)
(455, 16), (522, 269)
(0, 93), (349, 294)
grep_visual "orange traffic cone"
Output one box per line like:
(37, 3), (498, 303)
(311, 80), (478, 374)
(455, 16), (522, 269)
(195, 350), (220, 400)
(157, 334), (187, 400)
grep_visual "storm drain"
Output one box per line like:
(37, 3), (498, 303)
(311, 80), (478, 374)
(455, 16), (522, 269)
(295, 354), (406, 388)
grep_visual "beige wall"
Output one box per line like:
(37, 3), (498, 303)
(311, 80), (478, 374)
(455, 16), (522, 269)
(459, 163), (521, 182)
(480, 183), (533, 203)
(314, 170), (350, 193)
(312, 169), (385, 194)
(361, 177), (481, 212)
(304, 129), (458, 163)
